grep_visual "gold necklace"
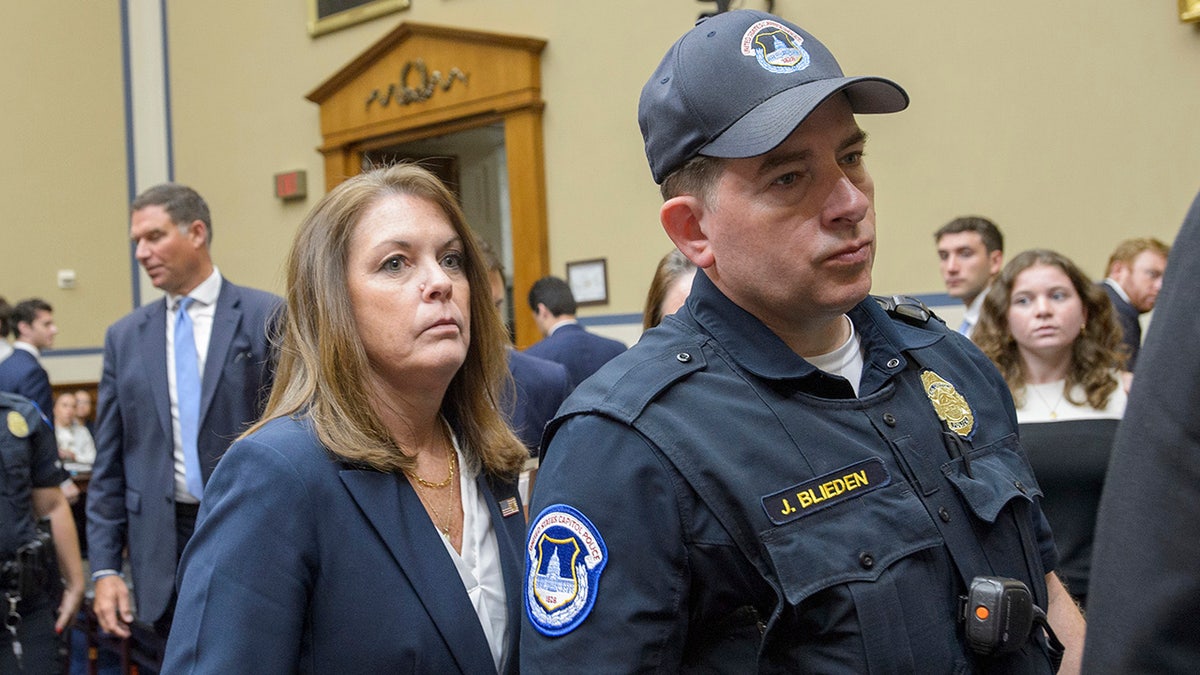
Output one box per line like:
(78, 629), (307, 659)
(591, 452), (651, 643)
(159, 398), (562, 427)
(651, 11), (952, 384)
(1028, 382), (1065, 419)
(406, 446), (457, 489)
(416, 485), (455, 537)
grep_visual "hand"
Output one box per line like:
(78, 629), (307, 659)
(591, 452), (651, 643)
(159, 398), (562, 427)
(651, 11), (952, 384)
(60, 479), (81, 505)
(93, 575), (134, 638)
(55, 580), (86, 634)
(58, 447), (76, 461)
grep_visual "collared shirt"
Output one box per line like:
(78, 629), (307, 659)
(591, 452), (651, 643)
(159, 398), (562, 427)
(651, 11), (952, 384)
(1102, 278), (1131, 305)
(546, 319), (578, 337)
(0, 341), (11, 365)
(12, 341), (40, 361)
(165, 267), (223, 503)
(440, 432), (508, 672)
(959, 288), (988, 338)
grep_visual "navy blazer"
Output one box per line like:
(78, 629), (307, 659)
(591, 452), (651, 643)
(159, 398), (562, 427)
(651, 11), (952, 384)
(504, 349), (570, 455)
(524, 323), (626, 389)
(86, 279), (280, 624)
(0, 349), (53, 424)
(1101, 281), (1141, 369)
(162, 415), (527, 674)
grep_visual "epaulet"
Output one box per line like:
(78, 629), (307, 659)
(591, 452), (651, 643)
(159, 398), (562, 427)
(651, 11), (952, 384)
(873, 294), (945, 327)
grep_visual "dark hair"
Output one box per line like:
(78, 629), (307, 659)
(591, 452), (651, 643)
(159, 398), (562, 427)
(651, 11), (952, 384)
(250, 163), (527, 478)
(0, 297), (10, 339)
(974, 249), (1124, 410)
(11, 298), (52, 339)
(478, 240), (504, 278)
(934, 216), (1004, 254)
(131, 183), (213, 245)
(642, 249), (696, 330)
(1105, 237), (1170, 276)
(528, 276), (576, 316)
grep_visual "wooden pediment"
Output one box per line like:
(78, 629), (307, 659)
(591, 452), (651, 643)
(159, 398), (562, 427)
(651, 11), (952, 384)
(307, 22), (547, 151)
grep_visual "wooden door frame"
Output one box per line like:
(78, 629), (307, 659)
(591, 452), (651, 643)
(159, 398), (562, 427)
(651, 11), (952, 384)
(308, 22), (549, 347)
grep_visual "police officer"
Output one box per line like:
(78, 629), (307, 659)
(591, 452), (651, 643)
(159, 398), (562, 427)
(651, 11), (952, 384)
(521, 10), (1086, 673)
(0, 392), (85, 672)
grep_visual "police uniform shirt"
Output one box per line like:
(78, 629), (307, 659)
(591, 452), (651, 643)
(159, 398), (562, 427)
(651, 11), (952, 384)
(0, 392), (67, 559)
(521, 272), (1059, 673)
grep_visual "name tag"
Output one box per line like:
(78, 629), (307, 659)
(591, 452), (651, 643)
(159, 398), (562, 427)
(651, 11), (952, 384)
(761, 458), (891, 525)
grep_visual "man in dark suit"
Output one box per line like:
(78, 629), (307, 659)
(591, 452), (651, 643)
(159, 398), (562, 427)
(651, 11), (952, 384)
(481, 244), (570, 510)
(525, 276), (625, 388)
(0, 298), (58, 422)
(87, 183), (281, 649)
(1083, 191), (1200, 671)
(1100, 237), (1169, 370)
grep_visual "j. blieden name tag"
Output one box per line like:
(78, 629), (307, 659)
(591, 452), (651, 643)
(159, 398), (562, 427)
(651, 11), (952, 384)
(761, 458), (891, 526)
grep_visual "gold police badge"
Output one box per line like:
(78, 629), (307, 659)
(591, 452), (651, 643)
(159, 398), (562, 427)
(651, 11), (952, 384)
(7, 410), (30, 438)
(920, 370), (974, 437)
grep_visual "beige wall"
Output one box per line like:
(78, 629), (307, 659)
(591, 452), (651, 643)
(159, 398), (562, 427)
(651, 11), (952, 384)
(1, 4), (127, 356)
(3, 1), (1199, 384)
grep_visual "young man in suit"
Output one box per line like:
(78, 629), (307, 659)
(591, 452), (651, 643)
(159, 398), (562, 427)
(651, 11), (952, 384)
(87, 183), (282, 651)
(0, 298), (58, 422)
(1100, 237), (1169, 371)
(525, 276), (625, 388)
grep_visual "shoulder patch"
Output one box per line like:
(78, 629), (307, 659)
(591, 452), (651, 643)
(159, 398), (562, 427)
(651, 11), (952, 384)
(524, 504), (608, 637)
(7, 410), (29, 438)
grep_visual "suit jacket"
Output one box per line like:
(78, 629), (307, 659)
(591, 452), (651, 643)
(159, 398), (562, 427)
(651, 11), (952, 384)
(504, 349), (570, 456)
(524, 323), (626, 389)
(1083, 190), (1200, 672)
(86, 279), (280, 624)
(1101, 281), (1141, 369)
(162, 415), (526, 674)
(0, 348), (53, 423)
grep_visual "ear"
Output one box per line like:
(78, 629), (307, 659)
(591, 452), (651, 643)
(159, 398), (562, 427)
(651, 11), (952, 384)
(988, 249), (1004, 276)
(660, 196), (715, 269)
(185, 219), (208, 247)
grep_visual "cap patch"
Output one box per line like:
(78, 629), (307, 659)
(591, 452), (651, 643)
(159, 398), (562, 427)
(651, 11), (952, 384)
(740, 20), (810, 73)
(524, 504), (608, 636)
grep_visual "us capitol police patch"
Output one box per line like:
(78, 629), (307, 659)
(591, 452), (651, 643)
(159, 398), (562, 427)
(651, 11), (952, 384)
(525, 504), (608, 637)
(740, 19), (811, 74)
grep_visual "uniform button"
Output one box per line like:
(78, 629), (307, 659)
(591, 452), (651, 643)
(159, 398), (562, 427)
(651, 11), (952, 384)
(886, 358), (901, 369)
(938, 507), (951, 523)
(882, 413), (897, 427)
(858, 552), (875, 569)
(676, 352), (692, 363)
(1014, 481), (1027, 494)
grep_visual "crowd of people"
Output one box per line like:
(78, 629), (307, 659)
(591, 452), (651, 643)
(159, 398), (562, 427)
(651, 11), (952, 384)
(0, 8), (1196, 673)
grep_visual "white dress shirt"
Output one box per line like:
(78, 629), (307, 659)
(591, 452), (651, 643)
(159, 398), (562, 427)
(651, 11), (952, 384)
(166, 268), (223, 504)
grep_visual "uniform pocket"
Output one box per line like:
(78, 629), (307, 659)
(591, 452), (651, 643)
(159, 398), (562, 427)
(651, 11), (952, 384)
(942, 434), (1040, 524)
(760, 480), (942, 606)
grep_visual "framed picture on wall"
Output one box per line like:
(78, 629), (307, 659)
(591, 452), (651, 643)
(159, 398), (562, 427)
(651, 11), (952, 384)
(308, 0), (410, 37)
(566, 258), (609, 306)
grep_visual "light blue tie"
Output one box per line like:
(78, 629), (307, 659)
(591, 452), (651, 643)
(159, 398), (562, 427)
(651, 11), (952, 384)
(958, 318), (972, 336)
(175, 297), (204, 499)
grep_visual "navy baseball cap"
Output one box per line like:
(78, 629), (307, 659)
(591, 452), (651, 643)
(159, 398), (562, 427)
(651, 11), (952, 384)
(639, 10), (909, 184)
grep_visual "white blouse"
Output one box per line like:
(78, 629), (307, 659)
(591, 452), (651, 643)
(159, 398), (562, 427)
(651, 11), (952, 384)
(440, 435), (508, 672)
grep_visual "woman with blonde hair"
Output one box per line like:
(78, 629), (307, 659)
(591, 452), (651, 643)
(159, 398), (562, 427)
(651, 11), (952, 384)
(974, 248), (1126, 607)
(163, 164), (529, 673)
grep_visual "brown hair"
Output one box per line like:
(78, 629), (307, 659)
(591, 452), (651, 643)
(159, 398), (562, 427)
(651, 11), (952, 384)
(642, 249), (696, 330)
(974, 249), (1125, 410)
(1105, 237), (1170, 276)
(250, 163), (527, 478)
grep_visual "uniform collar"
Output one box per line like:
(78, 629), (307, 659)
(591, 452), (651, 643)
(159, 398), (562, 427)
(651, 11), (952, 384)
(686, 272), (943, 394)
